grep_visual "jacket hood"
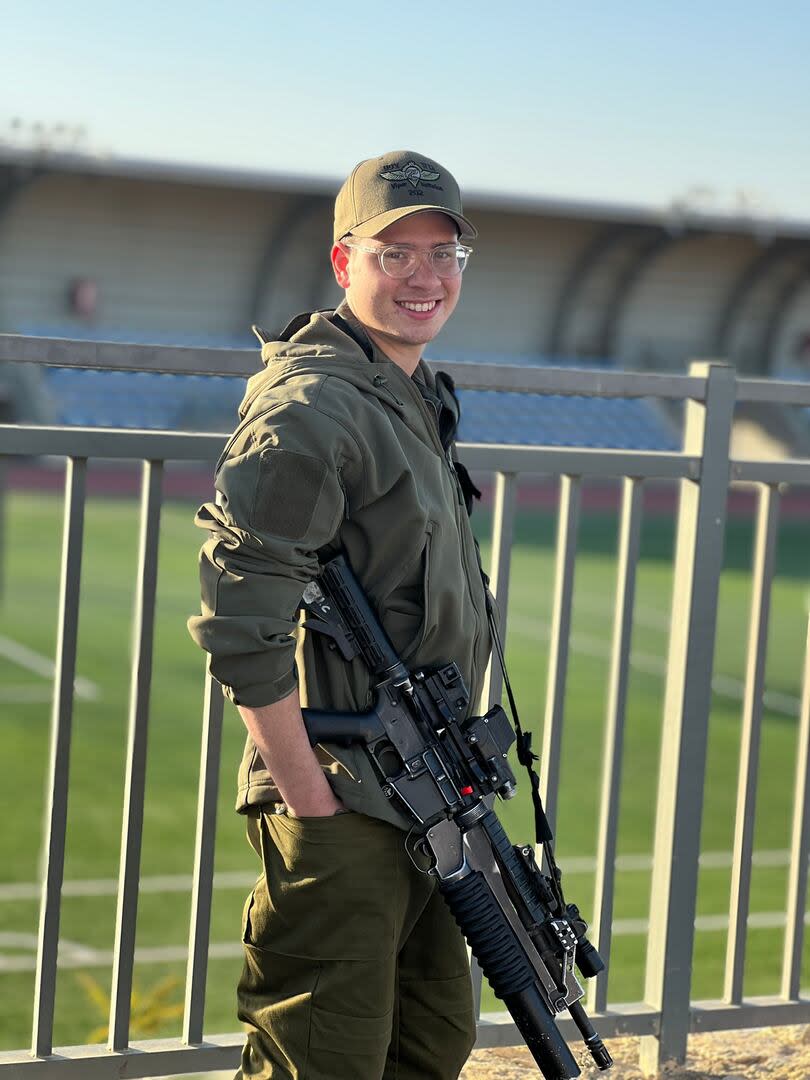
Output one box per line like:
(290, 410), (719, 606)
(238, 306), (428, 421)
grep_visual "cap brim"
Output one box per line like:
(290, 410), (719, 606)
(343, 204), (477, 241)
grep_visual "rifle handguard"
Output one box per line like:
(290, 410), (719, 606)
(440, 871), (580, 1080)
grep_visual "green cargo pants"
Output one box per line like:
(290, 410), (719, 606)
(235, 807), (476, 1080)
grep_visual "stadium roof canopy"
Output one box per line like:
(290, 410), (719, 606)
(2, 145), (810, 242)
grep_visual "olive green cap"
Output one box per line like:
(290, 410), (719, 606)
(334, 150), (477, 243)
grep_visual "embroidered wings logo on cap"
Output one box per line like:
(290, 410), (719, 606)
(380, 161), (441, 187)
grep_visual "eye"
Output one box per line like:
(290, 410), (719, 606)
(385, 248), (410, 261)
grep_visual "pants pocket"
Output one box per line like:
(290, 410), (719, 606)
(250, 810), (398, 961)
(237, 949), (319, 1080)
(238, 949), (396, 1080)
(309, 999), (393, 1056)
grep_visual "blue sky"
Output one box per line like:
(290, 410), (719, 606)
(3, 0), (809, 220)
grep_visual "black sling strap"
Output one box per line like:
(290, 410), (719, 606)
(484, 592), (566, 908)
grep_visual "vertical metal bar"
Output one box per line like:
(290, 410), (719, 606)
(540, 474), (581, 837)
(0, 456), (6, 604)
(782, 614), (810, 1000)
(183, 666), (224, 1044)
(724, 483), (781, 1004)
(108, 461), (164, 1051)
(480, 471), (518, 710)
(470, 957), (484, 1023)
(475, 470), (517, 1033)
(32, 457), (87, 1057)
(588, 477), (643, 1014)
(639, 363), (736, 1074)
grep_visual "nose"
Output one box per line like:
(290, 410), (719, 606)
(407, 253), (442, 287)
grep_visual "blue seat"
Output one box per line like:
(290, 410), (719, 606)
(25, 326), (678, 448)
(429, 349), (677, 451)
(456, 391), (679, 451)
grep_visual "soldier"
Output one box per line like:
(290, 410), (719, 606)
(189, 151), (492, 1079)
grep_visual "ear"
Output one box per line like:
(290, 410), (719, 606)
(331, 243), (350, 289)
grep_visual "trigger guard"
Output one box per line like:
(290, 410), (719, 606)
(422, 818), (467, 881)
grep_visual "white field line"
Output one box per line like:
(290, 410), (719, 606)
(2, 911), (809, 973)
(564, 849), (795, 873)
(0, 871), (258, 902)
(576, 596), (671, 632)
(0, 635), (100, 701)
(0, 851), (794, 904)
(507, 613), (801, 718)
(0, 684), (55, 704)
(611, 911), (810, 936)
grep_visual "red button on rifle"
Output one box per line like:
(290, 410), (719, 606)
(460, 785), (474, 796)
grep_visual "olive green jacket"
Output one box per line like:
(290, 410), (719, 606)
(188, 304), (492, 828)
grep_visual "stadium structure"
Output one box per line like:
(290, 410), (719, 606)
(2, 149), (810, 1079)
(1, 146), (810, 454)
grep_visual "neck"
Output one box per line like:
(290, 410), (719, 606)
(363, 328), (423, 377)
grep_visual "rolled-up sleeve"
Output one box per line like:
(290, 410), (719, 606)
(187, 396), (361, 706)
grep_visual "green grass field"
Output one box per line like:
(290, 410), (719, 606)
(1, 481), (808, 1050)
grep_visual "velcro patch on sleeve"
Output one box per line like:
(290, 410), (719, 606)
(250, 448), (328, 540)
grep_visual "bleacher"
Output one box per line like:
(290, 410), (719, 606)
(43, 367), (247, 432)
(430, 347), (680, 451)
(455, 390), (679, 450)
(19, 323), (252, 433)
(18, 326), (681, 451)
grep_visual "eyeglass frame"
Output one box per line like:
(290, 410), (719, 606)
(340, 238), (474, 278)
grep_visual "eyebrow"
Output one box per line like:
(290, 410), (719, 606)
(377, 241), (459, 249)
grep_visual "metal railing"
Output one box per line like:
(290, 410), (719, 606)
(0, 334), (809, 1077)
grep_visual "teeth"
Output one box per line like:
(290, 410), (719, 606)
(399, 300), (437, 312)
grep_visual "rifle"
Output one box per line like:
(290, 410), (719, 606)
(299, 553), (612, 1079)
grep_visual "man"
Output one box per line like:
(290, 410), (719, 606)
(189, 151), (492, 1079)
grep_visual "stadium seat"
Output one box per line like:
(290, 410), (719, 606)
(430, 347), (678, 450)
(21, 324), (679, 448)
(456, 390), (679, 451)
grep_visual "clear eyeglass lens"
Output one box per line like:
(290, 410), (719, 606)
(379, 244), (469, 278)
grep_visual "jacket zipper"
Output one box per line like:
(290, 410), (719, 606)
(390, 367), (488, 699)
(372, 372), (405, 406)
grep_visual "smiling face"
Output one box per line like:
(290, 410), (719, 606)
(331, 211), (462, 375)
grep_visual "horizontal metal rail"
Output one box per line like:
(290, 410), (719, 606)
(0, 1035), (243, 1079)
(6, 333), (810, 404)
(3, 996), (809, 1078)
(0, 1006), (661, 1077)
(6, 426), (810, 485)
(0, 332), (712, 399)
(690, 996), (810, 1032)
(438, 363), (708, 400)
(460, 443), (698, 478)
(736, 376), (810, 406)
(0, 424), (702, 478)
(731, 459), (810, 484)
(0, 424), (227, 461)
(0, 334), (257, 377)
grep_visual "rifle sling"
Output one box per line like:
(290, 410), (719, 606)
(484, 592), (557, 856)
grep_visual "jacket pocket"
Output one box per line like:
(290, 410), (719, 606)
(381, 521), (435, 664)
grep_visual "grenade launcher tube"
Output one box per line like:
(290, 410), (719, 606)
(440, 869), (580, 1080)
